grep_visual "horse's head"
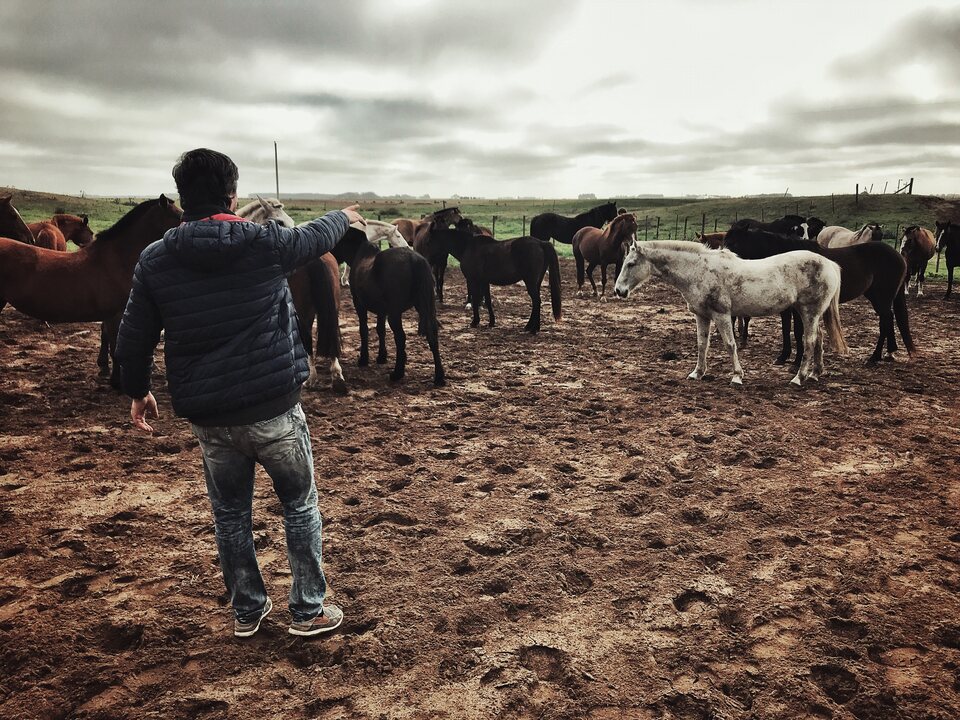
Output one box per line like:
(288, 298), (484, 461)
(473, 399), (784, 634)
(256, 195), (295, 228)
(867, 223), (884, 242)
(614, 241), (653, 298)
(611, 212), (638, 243)
(900, 225), (919, 253)
(54, 213), (95, 247)
(599, 201), (619, 223)
(805, 216), (825, 241)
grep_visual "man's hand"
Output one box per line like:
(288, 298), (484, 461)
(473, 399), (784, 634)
(131, 392), (159, 433)
(341, 204), (366, 226)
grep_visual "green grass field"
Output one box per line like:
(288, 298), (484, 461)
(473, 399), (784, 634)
(6, 188), (959, 275)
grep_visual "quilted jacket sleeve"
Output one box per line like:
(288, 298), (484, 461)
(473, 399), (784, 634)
(115, 261), (163, 399)
(275, 210), (350, 274)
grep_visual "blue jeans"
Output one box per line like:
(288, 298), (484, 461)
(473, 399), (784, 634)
(191, 404), (327, 623)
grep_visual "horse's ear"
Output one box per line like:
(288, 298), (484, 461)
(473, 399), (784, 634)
(257, 195), (271, 211)
(695, 232), (702, 239)
(158, 193), (169, 204)
(81, 214), (89, 225)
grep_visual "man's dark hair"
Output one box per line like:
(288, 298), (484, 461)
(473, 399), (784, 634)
(172, 148), (239, 210)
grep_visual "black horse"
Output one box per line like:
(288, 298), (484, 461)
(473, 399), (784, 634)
(805, 216), (827, 241)
(724, 226), (914, 364)
(730, 215), (807, 237)
(432, 229), (562, 333)
(411, 207), (462, 304)
(530, 201), (618, 245)
(328, 228), (445, 386)
(935, 220), (960, 299)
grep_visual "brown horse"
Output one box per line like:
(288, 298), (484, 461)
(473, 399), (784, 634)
(26, 221), (67, 251)
(0, 195), (35, 245)
(0, 195), (182, 386)
(51, 214), (94, 247)
(391, 218), (422, 245)
(899, 225), (936, 297)
(411, 207), (463, 303)
(572, 213), (638, 300)
(696, 231), (726, 249)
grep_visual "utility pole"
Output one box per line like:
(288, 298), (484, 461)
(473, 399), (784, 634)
(274, 141), (280, 200)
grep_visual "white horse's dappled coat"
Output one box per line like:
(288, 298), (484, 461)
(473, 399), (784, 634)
(614, 241), (846, 386)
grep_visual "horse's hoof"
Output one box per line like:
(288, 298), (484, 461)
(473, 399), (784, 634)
(331, 377), (348, 395)
(358, 358), (369, 367)
(599, 295), (608, 303)
(377, 356), (387, 365)
(687, 371), (702, 380)
(434, 375), (446, 387)
(789, 376), (802, 386)
(881, 353), (896, 363)
(389, 372), (404, 383)
(731, 376), (743, 386)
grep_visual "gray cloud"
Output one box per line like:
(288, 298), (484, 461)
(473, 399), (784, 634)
(833, 7), (960, 82)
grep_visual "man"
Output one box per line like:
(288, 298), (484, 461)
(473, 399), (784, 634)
(115, 148), (363, 638)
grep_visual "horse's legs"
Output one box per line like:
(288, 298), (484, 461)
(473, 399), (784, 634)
(339, 263), (350, 287)
(792, 310), (805, 366)
(328, 357), (347, 395)
(102, 312), (123, 390)
(387, 314), (406, 382)
(918, 262), (928, 296)
(357, 306), (370, 367)
(790, 309), (818, 386)
(599, 265), (608, 303)
(946, 264), (954, 299)
(774, 311), (792, 365)
(688, 314), (711, 380)
(736, 316), (750, 348)
(713, 312), (743, 385)
(97, 323), (111, 377)
(436, 257), (447, 304)
(586, 263), (598, 298)
(485, 284), (495, 328)
(376, 314), (388, 364)
(811, 320), (825, 381)
(468, 280), (482, 327)
(419, 308), (445, 387)
(523, 277), (541, 333)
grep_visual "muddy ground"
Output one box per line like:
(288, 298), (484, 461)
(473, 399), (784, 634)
(1, 259), (959, 720)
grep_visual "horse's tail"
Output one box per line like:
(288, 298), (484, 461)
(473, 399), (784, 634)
(413, 255), (440, 339)
(542, 241), (562, 321)
(823, 280), (847, 355)
(893, 279), (917, 356)
(306, 255), (341, 359)
(573, 240), (585, 288)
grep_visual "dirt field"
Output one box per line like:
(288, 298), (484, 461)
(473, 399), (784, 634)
(1, 259), (959, 720)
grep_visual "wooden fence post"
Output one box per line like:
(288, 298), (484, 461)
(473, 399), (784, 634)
(492, 216), (497, 237)
(701, 212), (706, 237)
(656, 216), (661, 239)
(908, 178), (914, 194)
(855, 184), (859, 208)
(683, 217), (688, 240)
(644, 215), (649, 241)
(522, 215), (526, 236)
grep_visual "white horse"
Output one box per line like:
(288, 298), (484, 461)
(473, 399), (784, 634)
(817, 223), (883, 248)
(613, 241), (847, 386)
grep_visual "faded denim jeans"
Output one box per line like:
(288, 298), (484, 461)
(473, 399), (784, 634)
(191, 404), (327, 624)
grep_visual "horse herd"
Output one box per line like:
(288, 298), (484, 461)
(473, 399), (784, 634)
(0, 194), (958, 393)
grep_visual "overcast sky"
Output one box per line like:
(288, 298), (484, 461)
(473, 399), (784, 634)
(2, 0), (958, 199)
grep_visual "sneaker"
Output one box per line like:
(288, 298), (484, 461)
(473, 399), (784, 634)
(289, 604), (344, 637)
(234, 597), (273, 638)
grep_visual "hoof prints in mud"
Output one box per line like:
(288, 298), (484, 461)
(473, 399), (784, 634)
(810, 663), (860, 704)
(518, 644), (567, 682)
(673, 589), (712, 612)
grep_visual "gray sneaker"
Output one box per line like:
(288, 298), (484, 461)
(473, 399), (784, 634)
(289, 604), (344, 637)
(234, 597), (272, 638)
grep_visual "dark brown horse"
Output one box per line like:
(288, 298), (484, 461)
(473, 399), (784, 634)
(411, 206), (463, 303)
(899, 225), (936, 297)
(0, 195), (35, 245)
(330, 227), (444, 386)
(936, 221), (960, 299)
(724, 226), (913, 364)
(433, 229), (562, 333)
(529, 201), (618, 245)
(696, 231), (726, 249)
(572, 212), (637, 300)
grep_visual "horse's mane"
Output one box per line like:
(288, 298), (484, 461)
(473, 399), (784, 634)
(727, 228), (816, 253)
(235, 199), (264, 217)
(95, 197), (171, 245)
(644, 240), (711, 253)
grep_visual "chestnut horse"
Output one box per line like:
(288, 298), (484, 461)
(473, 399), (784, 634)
(696, 231), (726, 249)
(0, 195), (35, 245)
(411, 206), (463, 303)
(899, 225), (936, 296)
(572, 212), (638, 300)
(32, 214), (94, 249)
(0, 196), (182, 386)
